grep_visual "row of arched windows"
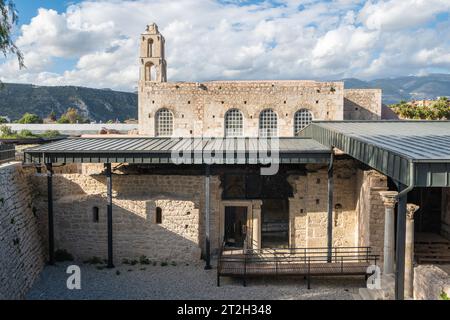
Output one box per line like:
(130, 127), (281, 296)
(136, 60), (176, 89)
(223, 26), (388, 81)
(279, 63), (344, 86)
(154, 108), (314, 137)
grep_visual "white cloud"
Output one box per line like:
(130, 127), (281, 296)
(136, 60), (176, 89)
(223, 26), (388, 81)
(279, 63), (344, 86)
(0, 0), (450, 90)
(358, 0), (450, 31)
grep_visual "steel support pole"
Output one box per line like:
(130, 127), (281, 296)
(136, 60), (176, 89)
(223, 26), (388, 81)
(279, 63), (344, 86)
(327, 149), (334, 263)
(46, 163), (55, 265)
(395, 183), (407, 300)
(105, 163), (114, 269)
(205, 165), (212, 270)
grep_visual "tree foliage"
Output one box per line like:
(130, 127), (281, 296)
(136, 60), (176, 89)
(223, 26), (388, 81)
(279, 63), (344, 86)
(17, 112), (43, 124)
(0, 125), (61, 139)
(389, 97), (450, 120)
(0, 0), (24, 69)
(57, 108), (89, 124)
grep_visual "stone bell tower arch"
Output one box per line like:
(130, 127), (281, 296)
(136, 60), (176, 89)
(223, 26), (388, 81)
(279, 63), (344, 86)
(139, 23), (167, 82)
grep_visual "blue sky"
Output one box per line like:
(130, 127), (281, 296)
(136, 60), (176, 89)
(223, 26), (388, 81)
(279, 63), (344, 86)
(2, 0), (450, 91)
(14, 1), (79, 24)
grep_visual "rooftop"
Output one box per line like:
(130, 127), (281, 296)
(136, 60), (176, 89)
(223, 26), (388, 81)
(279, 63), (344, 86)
(301, 121), (450, 187)
(24, 137), (331, 165)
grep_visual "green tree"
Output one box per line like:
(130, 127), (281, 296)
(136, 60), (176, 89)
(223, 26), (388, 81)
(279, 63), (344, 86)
(0, 1), (25, 73)
(18, 129), (35, 138)
(0, 124), (14, 137)
(0, 116), (7, 123)
(17, 112), (43, 124)
(57, 108), (89, 124)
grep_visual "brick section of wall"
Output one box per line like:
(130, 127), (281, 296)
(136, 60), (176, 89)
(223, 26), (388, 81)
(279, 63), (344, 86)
(355, 169), (388, 258)
(414, 265), (450, 300)
(344, 89), (382, 120)
(288, 159), (360, 248)
(0, 163), (45, 300)
(139, 81), (345, 137)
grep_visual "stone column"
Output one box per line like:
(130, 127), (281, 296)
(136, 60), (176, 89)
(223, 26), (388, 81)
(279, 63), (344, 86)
(379, 191), (398, 275)
(252, 201), (262, 250)
(405, 203), (419, 298)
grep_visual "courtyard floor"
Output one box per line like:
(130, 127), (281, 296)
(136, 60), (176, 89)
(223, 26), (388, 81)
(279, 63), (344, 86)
(26, 261), (362, 300)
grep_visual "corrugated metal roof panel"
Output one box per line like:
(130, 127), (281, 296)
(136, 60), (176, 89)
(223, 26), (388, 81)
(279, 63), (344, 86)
(24, 137), (331, 165)
(301, 121), (450, 187)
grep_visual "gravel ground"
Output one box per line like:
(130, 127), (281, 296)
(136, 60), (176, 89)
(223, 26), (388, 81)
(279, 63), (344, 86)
(27, 261), (361, 300)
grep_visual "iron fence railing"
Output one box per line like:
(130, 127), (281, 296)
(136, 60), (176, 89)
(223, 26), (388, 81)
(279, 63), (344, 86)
(217, 242), (379, 288)
(0, 143), (15, 163)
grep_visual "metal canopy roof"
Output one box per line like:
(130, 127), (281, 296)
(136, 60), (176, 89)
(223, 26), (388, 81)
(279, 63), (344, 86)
(301, 121), (450, 187)
(24, 137), (331, 165)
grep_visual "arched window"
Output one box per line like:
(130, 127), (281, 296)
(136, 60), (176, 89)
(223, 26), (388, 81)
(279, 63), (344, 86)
(145, 62), (157, 81)
(155, 108), (174, 137)
(225, 109), (244, 137)
(155, 207), (162, 224)
(294, 109), (313, 136)
(148, 39), (154, 57)
(259, 109), (278, 137)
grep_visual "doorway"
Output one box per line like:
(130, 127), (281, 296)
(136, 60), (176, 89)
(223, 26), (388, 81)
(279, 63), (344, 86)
(261, 199), (289, 248)
(224, 206), (248, 248)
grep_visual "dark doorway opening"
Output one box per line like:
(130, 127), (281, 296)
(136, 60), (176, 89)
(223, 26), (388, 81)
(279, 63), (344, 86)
(224, 206), (248, 248)
(409, 188), (442, 234)
(261, 199), (289, 248)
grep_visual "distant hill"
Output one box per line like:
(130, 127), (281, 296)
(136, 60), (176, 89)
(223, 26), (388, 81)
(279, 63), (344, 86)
(343, 74), (450, 105)
(1, 74), (449, 121)
(0, 83), (138, 122)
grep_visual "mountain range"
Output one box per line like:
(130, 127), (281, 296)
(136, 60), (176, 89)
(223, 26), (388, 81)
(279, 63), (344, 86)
(342, 73), (450, 104)
(0, 74), (449, 122)
(0, 83), (137, 122)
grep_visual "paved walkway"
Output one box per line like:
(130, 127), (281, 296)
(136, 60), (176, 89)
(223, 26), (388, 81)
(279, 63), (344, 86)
(27, 262), (361, 300)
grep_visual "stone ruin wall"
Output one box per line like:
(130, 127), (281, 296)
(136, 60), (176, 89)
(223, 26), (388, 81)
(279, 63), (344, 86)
(139, 81), (345, 137)
(26, 160), (389, 267)
(30, 166), (224, 263)
(414, 265), (450, 300)
(0, 163), (45, 300)
(289, 159), (367, 248)
(288, 162), (388, 258)
(355, 169), (388, 259)
(343, 89), (382, 120)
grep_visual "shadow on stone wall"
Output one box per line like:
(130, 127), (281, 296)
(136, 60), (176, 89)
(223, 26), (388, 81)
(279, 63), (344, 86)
(344, 97), (381, 120)
(30, 173), (205, 265)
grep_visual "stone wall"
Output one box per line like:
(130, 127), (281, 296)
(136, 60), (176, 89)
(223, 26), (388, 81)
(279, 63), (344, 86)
(344, 89), (382, 120)
(414, 265), (450, 300)
(288, 159), (360, 248)
(355, 169), (388, 257)
(28, 161), (390, 265)
(30, 170), (223, 263)
(139, 80), (345, 137)
(0, 163), (45, 300)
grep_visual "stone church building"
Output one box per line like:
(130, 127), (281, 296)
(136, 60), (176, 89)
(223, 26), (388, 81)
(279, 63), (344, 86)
(19, 23), (450, 300)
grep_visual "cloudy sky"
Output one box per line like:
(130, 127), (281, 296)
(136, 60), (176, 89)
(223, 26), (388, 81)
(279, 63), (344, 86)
(1, 0), (450, 91)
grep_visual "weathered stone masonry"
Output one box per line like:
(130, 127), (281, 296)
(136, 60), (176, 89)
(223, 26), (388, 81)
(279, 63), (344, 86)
(26, 160), (388, 264)
(0, 163), (45, 300)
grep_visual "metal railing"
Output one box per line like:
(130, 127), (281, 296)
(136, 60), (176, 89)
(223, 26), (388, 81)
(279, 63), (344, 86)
(217, 243), (379, 288)
(0, 143), (15, 163)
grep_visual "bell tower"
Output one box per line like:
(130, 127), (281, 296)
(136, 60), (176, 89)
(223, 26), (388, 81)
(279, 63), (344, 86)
(139, 23), (167, 82)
